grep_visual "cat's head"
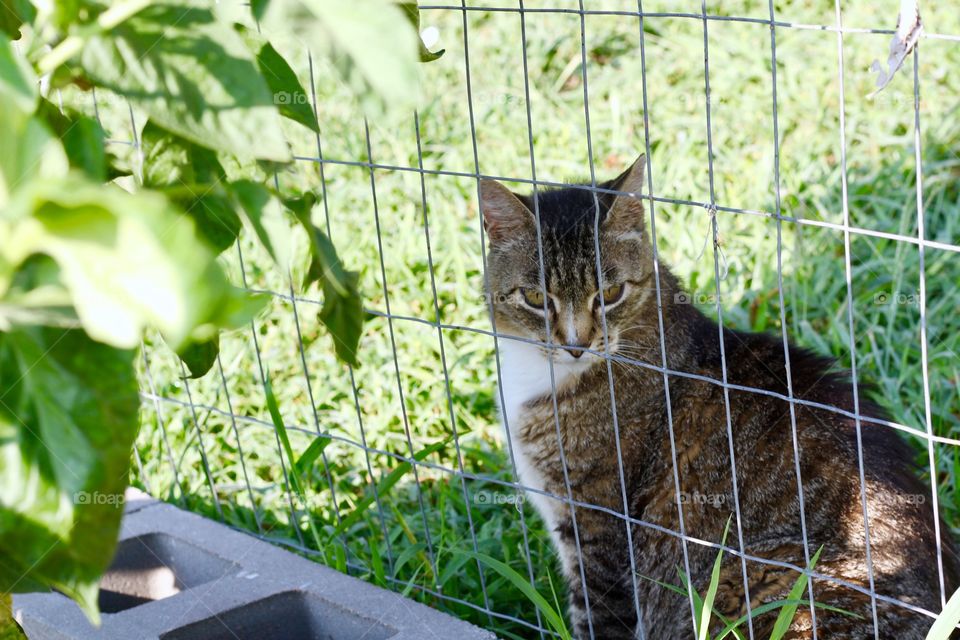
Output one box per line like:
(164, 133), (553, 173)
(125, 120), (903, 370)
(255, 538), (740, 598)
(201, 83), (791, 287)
(481, 155), (655, 369)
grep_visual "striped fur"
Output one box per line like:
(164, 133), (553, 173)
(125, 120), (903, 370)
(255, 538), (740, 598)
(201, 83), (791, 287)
(481, 157), (959, 639)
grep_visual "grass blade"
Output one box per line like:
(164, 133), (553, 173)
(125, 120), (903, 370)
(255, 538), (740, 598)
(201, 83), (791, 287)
(637, 567), (746, 640)
(926, 585), (960, 640)
(264, 374), (302, 496)
(263, 374), (327, 552)
(699, 517), (733, 640)
(369, 535), (386, 587)
(294, 435), (332, 477)
(438, 550), (471, 588)
(715, 600), (862, 639)
(457, 550), (572, 640)
(769, 546), (823, 640)
(328, 435), (452, 541)
(393, 542), (427, 579)
(677, 567), (706, 632)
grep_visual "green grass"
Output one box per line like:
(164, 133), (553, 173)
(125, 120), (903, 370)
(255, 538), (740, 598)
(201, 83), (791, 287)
(119, 1), (960, 637)
(640, 535), (859, 640)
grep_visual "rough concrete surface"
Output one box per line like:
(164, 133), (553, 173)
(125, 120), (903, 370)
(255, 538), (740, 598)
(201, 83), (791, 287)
(13, 488), (497, 640)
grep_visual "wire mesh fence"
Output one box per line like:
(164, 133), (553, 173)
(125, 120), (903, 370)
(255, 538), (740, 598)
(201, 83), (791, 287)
(111, 1), (960, 638)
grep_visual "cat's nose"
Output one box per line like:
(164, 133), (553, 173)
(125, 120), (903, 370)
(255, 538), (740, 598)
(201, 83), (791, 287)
(564, 343), (589, 358)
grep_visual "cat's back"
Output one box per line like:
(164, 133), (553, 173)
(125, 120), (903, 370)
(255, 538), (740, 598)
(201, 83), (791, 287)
(687, 326), (960, 636)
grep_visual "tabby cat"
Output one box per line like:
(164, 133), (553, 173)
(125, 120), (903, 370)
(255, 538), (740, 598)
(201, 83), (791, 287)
(480, 155), (959, 639)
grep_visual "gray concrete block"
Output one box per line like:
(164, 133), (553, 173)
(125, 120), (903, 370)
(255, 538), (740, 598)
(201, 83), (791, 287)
(121, 487), (159, 515)
(13, 493), (496, 640)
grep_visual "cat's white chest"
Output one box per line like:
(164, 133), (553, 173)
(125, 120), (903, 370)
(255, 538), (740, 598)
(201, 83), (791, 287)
(496, 339), (582, 566)
(497, 339), (559, 435)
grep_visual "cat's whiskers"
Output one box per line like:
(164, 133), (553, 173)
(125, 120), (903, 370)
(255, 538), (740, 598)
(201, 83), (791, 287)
(610, 339), (659, 364)
(617, 324), (651, 334)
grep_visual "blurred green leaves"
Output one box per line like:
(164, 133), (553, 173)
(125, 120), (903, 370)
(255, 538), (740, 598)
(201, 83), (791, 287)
(177, 334), (220, 380)
(0, 38), (35, 110)
(139, 125), (361, 374)
(0, 82), (260, 616)
(260, 0), (422, 113)
(0, 327), (139, 626)
(2, 176), (261, 350)
(0, 0), (34, 40)
(80, 4), (291, 161)
(0, 0), (439, 621)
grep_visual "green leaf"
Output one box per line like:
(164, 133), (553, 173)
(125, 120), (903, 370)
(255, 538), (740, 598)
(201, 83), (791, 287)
(676, 567), (708, 638)
(141, 121), (227, 188)
(53, 117), (106, 182)
(925, 584), (960, 640)
(438, 555), (472, 588)
(262, 374), (326, 552)
(0, 327), (139, 624)
(398, 2), (445, 62)
(239, 28), (319, 133)
(80, 4), (291, 161)
(714, 600), (861, 640)
(250, 0), (270, 21)
(280, 191), (316, 225)
(637, 570), (745, 640)
(176, 334), (219, 379)
(302, 219), (352, 303)
(36, 100), (107, 181)
(369, 536), (386, 587)
(640, 532), (849, 640)
(2, 174), (261, 349)
(0, 37), (36, 111)
(307, 233), (361, 365)
(438, 551), (471, 588)
(140, 122), (242, 253)
(229, 180), (292, 267)
(392, 541), (426, 578)
(318, 268), (363, 367)
(0, 97), (68, 207)
(0, 0), (35, 40)
(294, 435), (331, 477)
(288, 197), (363, 366)
(182, 193), (242, 253)
(48, 1), (84, 30)
(399, 565), (423, 599)
(262, 0), (419, 113)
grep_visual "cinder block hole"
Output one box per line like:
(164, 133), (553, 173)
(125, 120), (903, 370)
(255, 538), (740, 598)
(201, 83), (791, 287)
(99, 533), (237, 613)
(159, 590), (397, 640)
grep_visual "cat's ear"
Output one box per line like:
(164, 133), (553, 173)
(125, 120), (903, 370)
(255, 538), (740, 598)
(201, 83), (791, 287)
(480, 180), (534, 243)
(605, 154), (647, 233)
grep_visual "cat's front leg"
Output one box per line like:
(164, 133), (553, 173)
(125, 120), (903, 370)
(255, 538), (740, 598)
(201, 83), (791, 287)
(559, 531), (639, 640)
(567, 574), (639, 640)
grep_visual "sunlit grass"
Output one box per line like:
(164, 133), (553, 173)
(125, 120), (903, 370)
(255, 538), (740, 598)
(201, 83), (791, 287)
(127, 2), (960, 637)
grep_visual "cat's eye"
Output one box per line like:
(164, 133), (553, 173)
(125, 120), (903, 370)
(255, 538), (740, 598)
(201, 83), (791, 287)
(600, 283), (624, 306)
(521, 288), (546, 308)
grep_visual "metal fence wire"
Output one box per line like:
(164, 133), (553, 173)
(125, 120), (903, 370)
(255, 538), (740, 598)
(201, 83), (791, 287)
(125, 2), (960, 639)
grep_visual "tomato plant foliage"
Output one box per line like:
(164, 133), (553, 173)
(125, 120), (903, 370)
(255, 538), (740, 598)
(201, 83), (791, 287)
(0, 0), (434, 624)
